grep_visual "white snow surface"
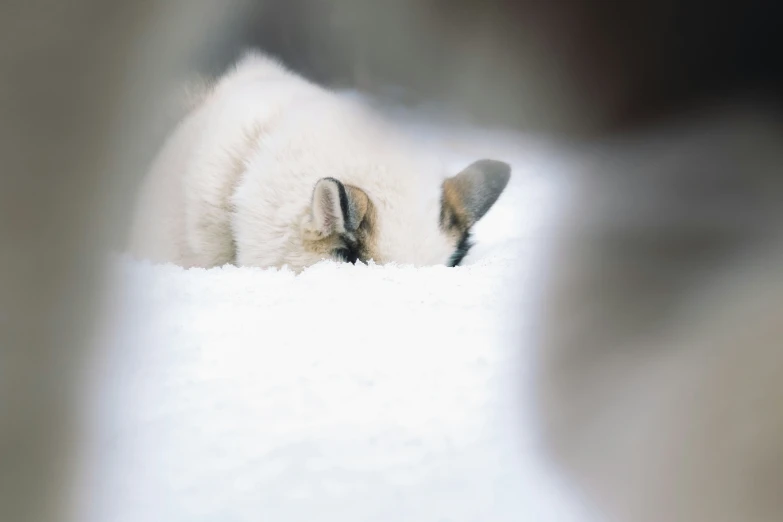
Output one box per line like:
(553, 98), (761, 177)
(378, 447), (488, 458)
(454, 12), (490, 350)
(78, 112), (593, 522)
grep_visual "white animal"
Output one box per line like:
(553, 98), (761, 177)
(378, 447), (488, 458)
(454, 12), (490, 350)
(128, 51), (510, 272)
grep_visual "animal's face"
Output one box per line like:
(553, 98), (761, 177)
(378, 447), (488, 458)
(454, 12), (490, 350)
(289, 159), (511, 270)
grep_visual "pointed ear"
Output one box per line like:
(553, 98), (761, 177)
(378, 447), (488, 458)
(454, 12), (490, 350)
(302, 177), (371, 239)
(441, 159), (511, 232)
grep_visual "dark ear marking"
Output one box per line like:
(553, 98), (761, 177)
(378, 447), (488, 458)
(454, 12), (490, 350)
(318, 176), (355, 231)
(309, 178), (373, 237)
(448, 230), (473, 267)
(441, 159), (510, 267)
(305, 178), (379, 264)
(441, 159), (511, 231)
(310, 177), (346, 236)
(330, 177), (351, 229)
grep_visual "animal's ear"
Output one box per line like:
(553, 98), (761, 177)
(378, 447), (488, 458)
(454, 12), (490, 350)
(302, 177), (371, 239)
(441, 159), (511, 232)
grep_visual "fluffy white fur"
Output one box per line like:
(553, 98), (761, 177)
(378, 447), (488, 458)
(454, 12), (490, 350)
(129, 51), (468, 272)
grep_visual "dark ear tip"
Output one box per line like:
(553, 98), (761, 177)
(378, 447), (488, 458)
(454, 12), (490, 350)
(312, 177), (345, 200)
(315, 177), (342, 189)
(473, 159), (511, 190)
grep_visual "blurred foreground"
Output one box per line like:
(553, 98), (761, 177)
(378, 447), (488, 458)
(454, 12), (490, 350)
(1, 2), (780, 522)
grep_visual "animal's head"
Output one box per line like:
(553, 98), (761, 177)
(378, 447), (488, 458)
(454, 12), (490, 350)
(296, 159), (511, 269)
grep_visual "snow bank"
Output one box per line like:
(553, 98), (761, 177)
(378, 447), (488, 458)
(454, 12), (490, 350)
(77, 122), (592, 521)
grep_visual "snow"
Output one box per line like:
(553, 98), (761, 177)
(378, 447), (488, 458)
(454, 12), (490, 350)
(77, 115), (593, 522)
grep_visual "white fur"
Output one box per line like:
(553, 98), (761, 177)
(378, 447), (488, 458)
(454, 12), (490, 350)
(129, 51), (456, 271)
